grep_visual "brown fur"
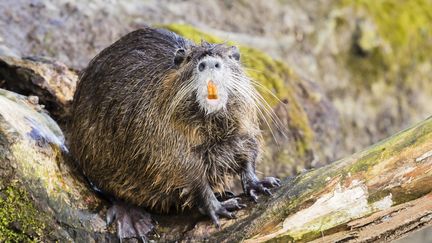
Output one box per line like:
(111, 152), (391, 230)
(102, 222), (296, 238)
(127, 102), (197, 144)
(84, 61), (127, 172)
(69, 27), (262, 213)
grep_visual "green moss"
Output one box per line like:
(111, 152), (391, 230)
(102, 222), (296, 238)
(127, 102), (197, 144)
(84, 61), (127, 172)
(161, 23), (314, 155)
(367, 190), (392, 205)
(0, 185), (45, 242)
(161, 23), (227, 44)
(348, 148), (385, 173)
(346, 0), (432, 61)
(342, 0), (432, 85)
(347, 116), (432, 175)
(271, 210), (353, 242)
(266, 234), (295, 243)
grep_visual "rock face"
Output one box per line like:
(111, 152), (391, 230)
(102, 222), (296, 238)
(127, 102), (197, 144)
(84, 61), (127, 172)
(302, 1), (432, 156)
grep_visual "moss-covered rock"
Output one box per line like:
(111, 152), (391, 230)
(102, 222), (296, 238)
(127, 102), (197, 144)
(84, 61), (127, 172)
(345, 0), (432, 66)
(340, 0), (432, 87)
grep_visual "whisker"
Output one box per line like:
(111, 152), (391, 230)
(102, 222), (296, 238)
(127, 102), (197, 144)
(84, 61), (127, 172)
(163, 78), (196, 123)
(229, 81), (282, 144)
(230, 74), (287, 139)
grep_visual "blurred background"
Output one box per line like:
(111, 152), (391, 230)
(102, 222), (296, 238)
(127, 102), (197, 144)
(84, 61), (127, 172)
(0, 0), (431, 241)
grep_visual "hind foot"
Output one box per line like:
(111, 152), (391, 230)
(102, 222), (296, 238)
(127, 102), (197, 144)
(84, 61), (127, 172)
(107, 201), (154, 241)
(199, 196), (245, 228)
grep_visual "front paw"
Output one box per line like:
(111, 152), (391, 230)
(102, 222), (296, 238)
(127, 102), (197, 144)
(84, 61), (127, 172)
(244, 177), (281, 202)
(261, 177), (281, 188)
(200, 198), (242, 228)
(220, 197), (246, 211)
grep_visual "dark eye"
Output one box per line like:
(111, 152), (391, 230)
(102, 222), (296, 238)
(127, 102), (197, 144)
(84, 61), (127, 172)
(229, 46), (240, 61)
(174, 48), (186, 66)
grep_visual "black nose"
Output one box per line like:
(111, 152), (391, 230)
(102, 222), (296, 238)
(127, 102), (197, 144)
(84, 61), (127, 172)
(198, 59), (221, 72)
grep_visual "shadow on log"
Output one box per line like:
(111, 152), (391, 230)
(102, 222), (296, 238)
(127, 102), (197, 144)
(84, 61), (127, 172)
(0, 86), (431, 241)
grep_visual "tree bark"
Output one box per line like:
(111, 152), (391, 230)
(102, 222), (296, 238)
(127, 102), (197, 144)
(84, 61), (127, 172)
(0, 86), (431, 241)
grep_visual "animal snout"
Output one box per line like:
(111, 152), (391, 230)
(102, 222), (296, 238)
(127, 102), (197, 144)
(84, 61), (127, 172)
(198, 58), (222, 72)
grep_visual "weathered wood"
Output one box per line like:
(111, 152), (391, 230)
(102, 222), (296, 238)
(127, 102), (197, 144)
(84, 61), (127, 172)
(311, 193), (432, 242)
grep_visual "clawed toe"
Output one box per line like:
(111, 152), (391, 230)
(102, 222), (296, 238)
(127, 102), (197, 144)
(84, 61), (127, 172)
(217, 207), (236, 219)
(261, 177), (281, 188)
(208, 206), (234, 228)
(248, 189), (258, 202)
(202, 196), (246, 228)
(220, 197), (246, 211)
(244, 177), (281, 202)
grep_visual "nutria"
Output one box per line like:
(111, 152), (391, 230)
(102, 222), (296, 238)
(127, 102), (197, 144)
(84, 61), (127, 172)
(69, 26), (280, 240)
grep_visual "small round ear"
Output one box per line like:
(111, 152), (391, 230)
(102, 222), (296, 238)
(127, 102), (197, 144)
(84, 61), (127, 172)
(228, 46), (240, 61)
(173, 48), (186, 66)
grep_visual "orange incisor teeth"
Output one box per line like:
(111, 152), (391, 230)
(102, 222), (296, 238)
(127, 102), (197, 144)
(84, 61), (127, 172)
(207, 80), (218, 100)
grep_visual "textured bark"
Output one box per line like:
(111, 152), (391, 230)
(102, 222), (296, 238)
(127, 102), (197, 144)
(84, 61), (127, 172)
(311, 194), (432, 242)
(0, 86), (431, 242)
(0, 55), (77, 125)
